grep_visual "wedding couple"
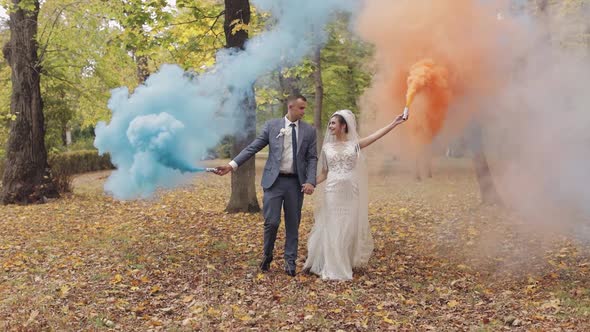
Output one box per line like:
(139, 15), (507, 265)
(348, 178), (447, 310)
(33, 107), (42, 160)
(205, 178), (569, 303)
(215, 95), (406, 280)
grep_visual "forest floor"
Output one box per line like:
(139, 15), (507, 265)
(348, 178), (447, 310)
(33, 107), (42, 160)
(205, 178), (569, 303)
(1, 158), (589, 331)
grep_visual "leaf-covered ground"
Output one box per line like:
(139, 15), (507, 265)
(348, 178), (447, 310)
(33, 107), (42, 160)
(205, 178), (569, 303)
(1, 158), (589, 331)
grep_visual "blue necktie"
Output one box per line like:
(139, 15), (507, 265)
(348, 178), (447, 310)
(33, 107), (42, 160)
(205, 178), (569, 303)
(290, 123), (297, 174)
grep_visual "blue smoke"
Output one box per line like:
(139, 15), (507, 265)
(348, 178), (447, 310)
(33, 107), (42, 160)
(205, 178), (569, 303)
(95, 0), (358, 199)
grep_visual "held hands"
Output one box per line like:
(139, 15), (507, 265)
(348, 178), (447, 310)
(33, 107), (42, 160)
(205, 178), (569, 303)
(301, 183), (315, 195)
(214, 165), (233, 176)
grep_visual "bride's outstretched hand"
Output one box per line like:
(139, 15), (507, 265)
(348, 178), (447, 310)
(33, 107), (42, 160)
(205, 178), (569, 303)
(393, 114), (406, 126)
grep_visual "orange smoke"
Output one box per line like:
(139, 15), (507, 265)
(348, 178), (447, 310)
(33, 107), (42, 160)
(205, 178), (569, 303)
(404, 59), (452, 142)
(405, 59), (450, 108)
(358, 0), (516, 150)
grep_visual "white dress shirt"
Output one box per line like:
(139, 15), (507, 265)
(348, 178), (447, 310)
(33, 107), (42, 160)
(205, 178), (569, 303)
(279, 117), (299, 174)
(229, 116), (299, 172)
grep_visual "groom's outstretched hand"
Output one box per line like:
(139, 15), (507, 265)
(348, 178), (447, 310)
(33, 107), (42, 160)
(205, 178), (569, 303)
(214, 165), (233, 176)
(302, 183), (315, 195)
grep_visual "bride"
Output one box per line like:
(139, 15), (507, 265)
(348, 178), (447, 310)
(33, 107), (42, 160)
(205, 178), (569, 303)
(303, 109), (406, 280)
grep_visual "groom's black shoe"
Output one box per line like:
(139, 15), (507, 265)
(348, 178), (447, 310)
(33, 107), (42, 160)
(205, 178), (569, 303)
(285, 261), (296, 277)
(259, 255), (272, 272)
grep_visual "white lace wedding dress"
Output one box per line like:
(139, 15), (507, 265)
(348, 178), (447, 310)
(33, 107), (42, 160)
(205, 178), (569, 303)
(303, 140), (374, 280)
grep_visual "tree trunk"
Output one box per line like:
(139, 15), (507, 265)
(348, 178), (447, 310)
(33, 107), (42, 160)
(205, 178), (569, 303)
(414, 148), (433, 181)
(312, 46), (323, 147)
(66, 129), (72, 146)
(224, 0), (260, 213)
(470, 123), (501, 205)
(61, 122), (68, 146)
(1, 0), (59, 204)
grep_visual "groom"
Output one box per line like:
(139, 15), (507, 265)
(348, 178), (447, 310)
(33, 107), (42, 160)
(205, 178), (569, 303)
(215, 95), (318, 276)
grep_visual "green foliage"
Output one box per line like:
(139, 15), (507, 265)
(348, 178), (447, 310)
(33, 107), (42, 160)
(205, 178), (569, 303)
(1, 149), (113, 191)
(68, 126), (97, 151)
(49, 149), (114, 175)
(252, 14), (373, 129)
(0, 0), (13, 13)
(156, 0), (225, 71)
(16, 0), (38, 13)
(0, 27), (10, 159)
(0, 115), (12, 160)
(34, 0), (138, 152)
(317, 16), (373, 125)
(0, 114), (15, 121)
(67, 137), (96, 151)
(46, 149), (112, 192)
(1, 0), (234, 157)
(0, 124), (7, 159)
(255, 86), (280, 112)
(1, 0), (589, 165)
(230, 18), (250, 35)
(111, 0), (174, 55)
(281, 60), (315, 80)
(214, 136), (232, 159)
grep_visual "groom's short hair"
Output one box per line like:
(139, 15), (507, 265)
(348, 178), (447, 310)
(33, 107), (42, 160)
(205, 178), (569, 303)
(287, 94), (307, 104)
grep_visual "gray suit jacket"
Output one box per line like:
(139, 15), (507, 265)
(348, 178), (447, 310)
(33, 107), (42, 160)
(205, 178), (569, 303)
(233, 118), (318, 189)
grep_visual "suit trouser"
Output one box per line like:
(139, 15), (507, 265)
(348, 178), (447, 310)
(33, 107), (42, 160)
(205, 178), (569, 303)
(262, 176), (304, 268)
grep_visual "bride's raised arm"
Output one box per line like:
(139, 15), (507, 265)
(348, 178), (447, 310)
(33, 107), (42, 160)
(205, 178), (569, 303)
(358, 113), (406, 149)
